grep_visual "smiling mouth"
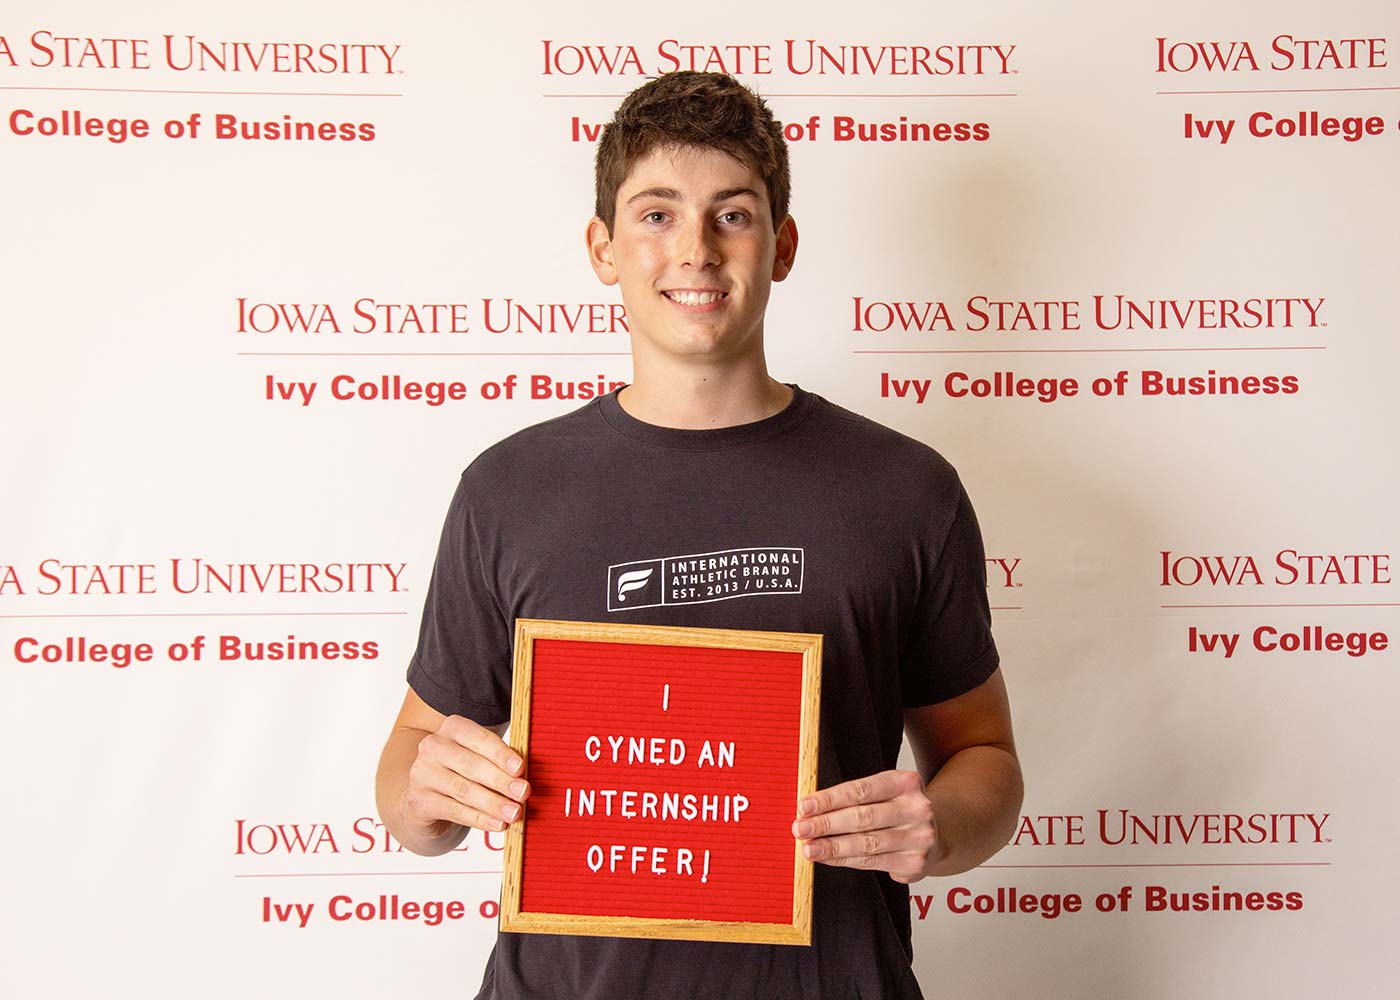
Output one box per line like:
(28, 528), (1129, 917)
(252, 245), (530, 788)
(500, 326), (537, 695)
(663, 290), (728, 306)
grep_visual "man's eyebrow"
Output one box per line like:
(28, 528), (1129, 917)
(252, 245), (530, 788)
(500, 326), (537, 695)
(624, 186), (680, 206)
(623, 186), (761, 206)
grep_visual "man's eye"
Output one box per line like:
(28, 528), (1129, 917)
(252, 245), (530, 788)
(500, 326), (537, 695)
(719, 211), (749, 225)
(643, 211), (668, 224)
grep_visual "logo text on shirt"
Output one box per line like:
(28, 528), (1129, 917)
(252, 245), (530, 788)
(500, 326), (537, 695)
(607, 547), (805, 612)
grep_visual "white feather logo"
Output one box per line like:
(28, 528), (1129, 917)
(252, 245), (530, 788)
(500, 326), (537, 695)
(615, 568), (654, 602)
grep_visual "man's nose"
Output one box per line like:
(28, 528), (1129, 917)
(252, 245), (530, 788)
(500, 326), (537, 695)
(678, 217), (720, 269)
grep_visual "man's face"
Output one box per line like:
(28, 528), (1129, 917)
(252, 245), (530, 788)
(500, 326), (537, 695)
(586, 144), (797, 366)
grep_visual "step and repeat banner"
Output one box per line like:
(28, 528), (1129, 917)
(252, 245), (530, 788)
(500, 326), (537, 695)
(3, 1), (1396, 996)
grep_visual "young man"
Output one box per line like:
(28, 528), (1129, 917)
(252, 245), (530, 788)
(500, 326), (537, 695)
(376, 71), (1022, 999)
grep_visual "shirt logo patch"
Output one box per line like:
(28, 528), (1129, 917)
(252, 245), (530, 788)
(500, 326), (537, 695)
(606, 547), (805, 612)
(614, 568), (655, 603)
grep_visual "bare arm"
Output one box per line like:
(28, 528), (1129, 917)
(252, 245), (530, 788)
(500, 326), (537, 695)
(374, 686), (529, 857)
(904, 667), (1022, 876)
(793, 668), (1023, 882)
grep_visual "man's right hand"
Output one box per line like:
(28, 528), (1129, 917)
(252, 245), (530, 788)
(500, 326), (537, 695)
(404, 715), (531, 836)
(377, 688), (530, 855)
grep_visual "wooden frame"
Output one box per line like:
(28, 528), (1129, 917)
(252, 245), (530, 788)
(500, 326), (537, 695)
(500, 618), (822, 945)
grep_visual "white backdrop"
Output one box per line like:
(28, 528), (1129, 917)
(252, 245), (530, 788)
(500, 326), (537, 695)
(3, 1), (1397, 996)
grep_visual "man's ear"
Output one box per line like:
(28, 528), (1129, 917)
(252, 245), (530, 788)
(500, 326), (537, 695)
(586, 216), (619, 286)
(772, 215), (799, 282)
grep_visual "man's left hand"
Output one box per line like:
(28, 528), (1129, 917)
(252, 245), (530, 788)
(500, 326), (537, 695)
(792, 770), (940, 884)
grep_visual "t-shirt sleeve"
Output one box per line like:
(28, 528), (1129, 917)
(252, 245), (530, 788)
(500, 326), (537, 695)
(899, 480), (1001, 707)
(405, 472), (513, 726)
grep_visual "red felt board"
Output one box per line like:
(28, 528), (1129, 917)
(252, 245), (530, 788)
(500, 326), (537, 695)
(499, 619), (822, 945)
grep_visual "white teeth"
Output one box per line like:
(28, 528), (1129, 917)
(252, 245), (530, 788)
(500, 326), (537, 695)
(666, 290), (724, 306)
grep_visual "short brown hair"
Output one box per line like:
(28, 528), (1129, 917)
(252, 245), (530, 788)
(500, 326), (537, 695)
(594, 71), (790, 235)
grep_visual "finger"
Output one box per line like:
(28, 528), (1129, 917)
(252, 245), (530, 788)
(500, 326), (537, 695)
(411, 787), (515, 833)
(421, 734), (531, 803)
(807, 842), (930, 882)
(872, 851), (927, 883)
(439, 715), (526, 778)
(414, 758), (526, 822)
(802, 823), (935, 864)
(791, 799), (904, 839)
(797, 770), (922, 819)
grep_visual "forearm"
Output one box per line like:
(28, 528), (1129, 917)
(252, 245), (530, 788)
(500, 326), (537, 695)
(374, 725), (470, 857)
(923, 743), (1023, 877)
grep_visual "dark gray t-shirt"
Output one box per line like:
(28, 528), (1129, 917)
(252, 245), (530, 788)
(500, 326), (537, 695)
(408, 386), (999, 1000)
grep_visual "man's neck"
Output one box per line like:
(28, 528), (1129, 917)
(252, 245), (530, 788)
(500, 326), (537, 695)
(617, 358), (793, 430)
